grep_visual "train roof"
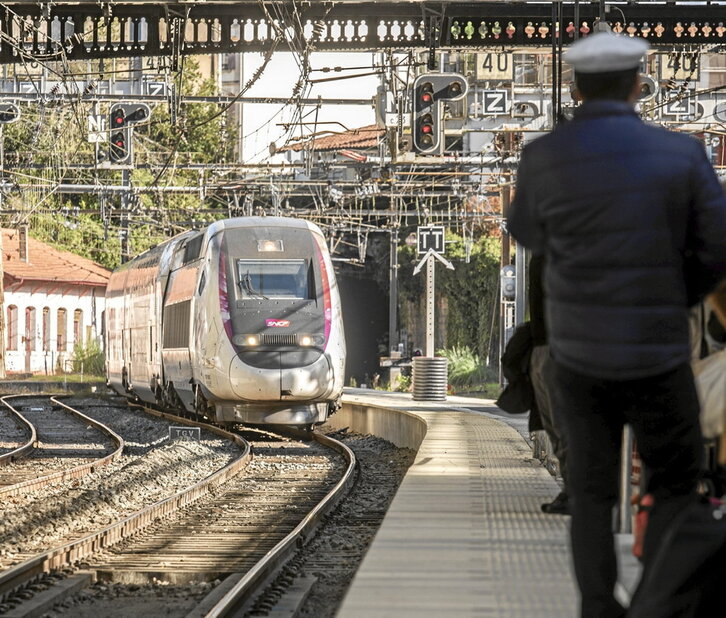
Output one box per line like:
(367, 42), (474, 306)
(112, 217), (325, 273)
(213, 216), (324, 234)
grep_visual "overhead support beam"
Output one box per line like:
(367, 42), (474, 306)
(0, 92), (372, 105)
(0, 2), (722, 63)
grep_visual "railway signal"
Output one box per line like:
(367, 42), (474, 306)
(501, 265), (516, 301)
(0, 103), (20, 124)
(108, 103), (150, 165)
(412, 73), (468, 155)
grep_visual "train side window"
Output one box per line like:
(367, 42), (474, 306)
(198, 271), (206, 295)
(183, 234), (204, 264)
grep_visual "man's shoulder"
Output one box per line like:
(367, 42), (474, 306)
(639, 122), (701, 149)
(522, 117), (701, 158)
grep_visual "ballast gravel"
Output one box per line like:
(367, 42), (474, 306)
(39, 427), (415, 618)
(248, 426), (416, 618)
(0, 396), (242, 570)
(0, 408), (30, 455)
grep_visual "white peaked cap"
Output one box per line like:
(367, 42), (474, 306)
(564, 32), (650, 73)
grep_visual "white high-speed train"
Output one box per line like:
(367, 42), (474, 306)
(105, 217), (346, 425)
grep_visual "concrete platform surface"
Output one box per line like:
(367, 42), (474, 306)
(335, 389), (641, 618)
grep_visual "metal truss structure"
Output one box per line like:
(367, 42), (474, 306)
(0, 2), (724, 63)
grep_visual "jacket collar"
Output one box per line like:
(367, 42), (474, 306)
(573, 100), (639, 120)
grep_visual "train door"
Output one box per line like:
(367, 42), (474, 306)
(122, 327), (131, 389)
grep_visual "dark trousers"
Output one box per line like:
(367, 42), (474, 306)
(553, 362), (703, 618)
(531, 344), (568, 486)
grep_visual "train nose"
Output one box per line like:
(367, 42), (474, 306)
(228, 353), (333, 401)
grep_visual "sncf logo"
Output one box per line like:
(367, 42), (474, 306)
(266, 319), (290, 327)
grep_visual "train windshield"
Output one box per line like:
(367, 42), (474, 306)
(236, 259), (309, 299)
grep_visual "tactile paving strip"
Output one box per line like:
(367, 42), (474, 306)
(337, 393), (577, 618)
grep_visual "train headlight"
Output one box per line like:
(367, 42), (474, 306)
(298, 334), (325, 347)
(244, 335), (259, 346)
(257, 239), (284, 252)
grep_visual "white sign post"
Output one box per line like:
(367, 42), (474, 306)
(414, 226), (453, 356)
(412, 227), (453, 401)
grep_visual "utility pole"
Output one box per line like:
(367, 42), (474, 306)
(238, 53), (245, 163)
(388, 227), (399, 355)
(121, 169), (130, 263)
(515, 241), (527, 325)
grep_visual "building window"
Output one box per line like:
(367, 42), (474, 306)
(73, 309), (83, 348)
(7, 305), (18, 351)
(57, 308), (67, 352)
(42, 307), (51, 351)
(25, 307), (36, 351)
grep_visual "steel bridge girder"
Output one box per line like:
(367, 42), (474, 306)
(0, 3), (724, 62)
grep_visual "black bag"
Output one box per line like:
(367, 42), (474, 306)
(496, 322), (535, 415)
(628, 498), (726, 617)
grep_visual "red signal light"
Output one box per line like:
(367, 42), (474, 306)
(418, 112), (435, 147)
(111, 109), (125, 126)
(418, 81), (434, 109)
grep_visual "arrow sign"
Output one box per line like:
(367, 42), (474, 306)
(414, 247), (454, 358)
(413, 248), (454, 275)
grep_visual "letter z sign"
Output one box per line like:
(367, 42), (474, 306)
(481, 90), (509, 115)
(417, 226), (445, 255)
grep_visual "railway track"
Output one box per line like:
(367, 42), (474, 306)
(0, 395), (124, 497)
(0, 402), (249, 613)
(0, 405), (354, 618)
(0, 399), (34, 462)
(98, 426), (355, 617)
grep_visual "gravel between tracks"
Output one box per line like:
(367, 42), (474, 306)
(248, 425), (416, 618)
(0, 396), (241, 569)
(0, 408), (29, 455)
(39, 426), (415, 618)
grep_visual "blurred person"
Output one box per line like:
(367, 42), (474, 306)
(508, 32), (726, 617)
(529, 253), (570, 515)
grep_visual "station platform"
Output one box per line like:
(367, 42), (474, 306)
(332, 389), (642, 617)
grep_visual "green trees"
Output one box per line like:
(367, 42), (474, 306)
(1, 58), (234, 270)
(397, 230), (501, 367)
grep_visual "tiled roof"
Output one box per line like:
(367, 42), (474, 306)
(2, 228), (110, 287)
(283, 124), (384, 152)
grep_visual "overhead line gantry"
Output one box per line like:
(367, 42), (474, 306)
(0, 2), (722, 63)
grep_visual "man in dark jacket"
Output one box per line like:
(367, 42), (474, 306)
(509, 32), (726, 618)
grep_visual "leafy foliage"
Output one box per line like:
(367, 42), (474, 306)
(437, 345), (495, 388)
(391, 373), (411, 392)
(1, 58), (234, 270)
(398, 230), (501, 364)
(72, 339), (105, 376)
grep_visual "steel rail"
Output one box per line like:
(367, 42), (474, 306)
(0, 404), (251, 600)
(203, 430), (357, 618)
(0, 395), (125, 497)
(0, 396), (36, 466)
